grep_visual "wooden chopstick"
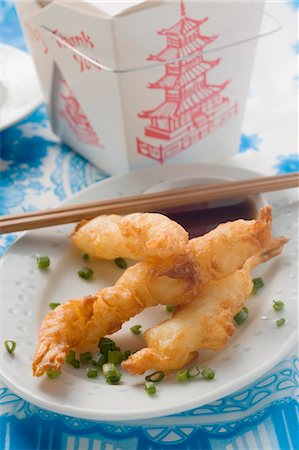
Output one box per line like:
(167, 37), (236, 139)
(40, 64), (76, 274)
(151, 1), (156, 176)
(1, 173), (298, 234)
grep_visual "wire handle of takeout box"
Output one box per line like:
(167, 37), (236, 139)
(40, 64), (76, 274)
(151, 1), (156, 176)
(41, 11), (281, 74)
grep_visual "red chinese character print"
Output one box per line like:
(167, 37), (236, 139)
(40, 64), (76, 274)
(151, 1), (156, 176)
(25, 21), (48, 54)
(137, 0), (238, 164)
(53, 29), (101, 73)
(60, 79), (104, 148)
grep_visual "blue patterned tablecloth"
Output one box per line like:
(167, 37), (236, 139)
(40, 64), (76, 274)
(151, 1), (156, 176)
(0, 1), (298, 449)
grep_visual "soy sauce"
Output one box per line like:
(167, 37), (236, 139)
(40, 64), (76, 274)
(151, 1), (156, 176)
(160, 198), (257, 238)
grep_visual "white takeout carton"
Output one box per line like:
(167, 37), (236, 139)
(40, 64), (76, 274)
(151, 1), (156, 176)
(17, 0), (265, 175)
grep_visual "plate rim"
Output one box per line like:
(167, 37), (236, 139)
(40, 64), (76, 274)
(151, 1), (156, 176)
(0, 43), (43, 131)
(1, 332), (296, 422)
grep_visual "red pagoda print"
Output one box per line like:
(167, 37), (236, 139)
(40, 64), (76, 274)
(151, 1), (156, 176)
(60, 79), (104, 149)
(137, 0), (238, 164)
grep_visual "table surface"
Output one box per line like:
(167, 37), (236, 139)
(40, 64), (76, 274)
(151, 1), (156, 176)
(0, 1), (298, 449)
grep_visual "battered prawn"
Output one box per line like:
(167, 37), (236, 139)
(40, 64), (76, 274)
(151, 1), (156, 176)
(72, 213), (189, 269)
(32, 261), (197, 376)
(187, 205), (272, 284)
(122, 237), (287, 374)
(32, 207), (273, 376)
(72, 207), (272, 275)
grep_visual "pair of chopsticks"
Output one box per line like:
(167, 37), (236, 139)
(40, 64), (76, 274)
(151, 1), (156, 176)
(0, 173), (298, 234)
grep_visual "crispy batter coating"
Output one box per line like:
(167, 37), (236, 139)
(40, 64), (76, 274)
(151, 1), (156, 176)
(73, 207), (272, 277)
(188, 206), (272, 284)
(32, 261), (197, 376)
(33, 207), (274, 377)
(72, 213), (189, 267)
(122, 237), (287, 374)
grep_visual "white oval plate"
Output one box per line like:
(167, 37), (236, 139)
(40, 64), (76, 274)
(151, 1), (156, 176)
(0, 164), (298, 421)
(0, 44), (43, 131)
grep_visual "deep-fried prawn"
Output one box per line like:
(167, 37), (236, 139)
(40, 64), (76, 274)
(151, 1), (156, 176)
(187, 206), (272, 284)
(32, 262), (197, 376)
(72, 213), (189, 268)
(33, 207), (273, 377)
(122, 237), (287, 374)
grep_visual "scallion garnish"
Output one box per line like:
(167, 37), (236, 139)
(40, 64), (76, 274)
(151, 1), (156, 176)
(108, 350), (124, 364)
(92, 352), (106, 368)
(82, 253), (90, 261)
(71, 359), (80, 369)
(102, 363), (122, 384)
(276, 317), (286, 327)
(65, 350), (76, 365)
(77, 266), (94, 280)
(130, 325), (142, 335)
(176, 369), (190, 382)
(166, 304), (175, 313)
(36, 256), (50, 269)
(144, 381), (156, 396)
(177, 366), (215, 383)
(252, 277), (264, 295)
(234, 307), (249, 325)
(86, 367), (98, 378)
(114, 257), (128, 269)
(49, 302), (60, 310)
(98, 337), (116, 359)
(145, 371), (165, 383)
(4, 340), (16, 354)
(273, 300), (285, 312)
(123, 350), (132, 360)
(46, 369), (61, 379)
(187, 365), (201, 379)
(80, 352), (93, 363)
(201, 367), (215, 380)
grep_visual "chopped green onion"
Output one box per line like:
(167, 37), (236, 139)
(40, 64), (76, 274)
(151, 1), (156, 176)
(82, 253), (90, 261)
(145, 371), (165, 383)
(252, 277), (264, 295)
(92, 352), (106, 368)
(144, 381), (156, 396)
(130, 325), (142, 335)
(77, 266), (94, 280)
(273, 300), (285, 312)
(176, 369), (190, 382)
(46, 369), (61, 379)
(114, 257), (128, 269)
(234, 307), (249, 325)
(123, 350), (132, 360)
(166, 304), (175, 313)
(86, 367), (98, 378)
(98, 337), (116, 359)
(80, 352), (93, 363)
(71, 359), (80, 369)
(36, 256), (50, 269)
(102, 363), (122, 384)
(253, 277), (264, 289)
(98, 337), (116, 349)
(276, 317), (286, 327)
(49, 302), (60, 310)
(108, 350), (124, 364)
(201, 367), (215, 380)
(187, 365), (201, 379)
(65, 350), (76, 365)
(4, 340), (16, 354)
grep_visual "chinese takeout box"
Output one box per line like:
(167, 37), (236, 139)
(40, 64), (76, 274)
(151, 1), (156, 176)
(17, 1), (264, 175)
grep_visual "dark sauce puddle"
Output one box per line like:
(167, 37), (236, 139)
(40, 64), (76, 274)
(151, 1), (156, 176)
(159, 198), (257, 238)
